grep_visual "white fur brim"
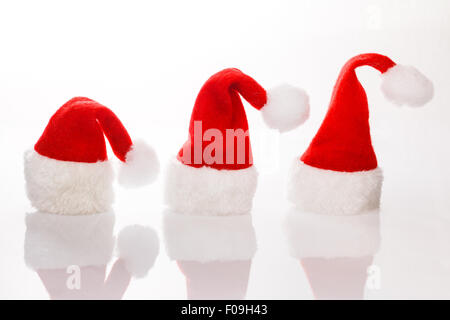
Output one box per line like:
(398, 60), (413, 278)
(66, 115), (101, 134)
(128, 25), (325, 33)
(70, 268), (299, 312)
(24, 150), (114, 215)
(164, 158), (258, 216)
(162, 210), (257, 262)
(24, 211), (115, 269)
(284, 208), (380, 258)
(288, 160), (383, 215)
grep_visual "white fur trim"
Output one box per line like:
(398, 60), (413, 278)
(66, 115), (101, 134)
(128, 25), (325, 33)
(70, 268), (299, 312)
(163, 210), (257, 262)
(381, 64), (434, 107)
(118, 139), (160, 188)
(261, 84), (310, 132)
(117, 225), (160, 278)
(24, 211), (115, 269)
(164, 158), (258, 216)
(283, 208), (380, 258)
(288, 160), (383, 215)
(24, 150), (114, 215)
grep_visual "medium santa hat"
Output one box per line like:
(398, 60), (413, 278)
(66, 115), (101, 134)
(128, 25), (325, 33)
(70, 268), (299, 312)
(286, 53), (433, 257)
(164, 68), (309, 261)
(24, 97), (159, 215)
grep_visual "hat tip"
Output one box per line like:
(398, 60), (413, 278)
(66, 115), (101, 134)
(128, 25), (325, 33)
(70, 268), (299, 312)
(261, 84), (310, 132)
(118, 139), (160, 188)
(381, 64), (434, 107)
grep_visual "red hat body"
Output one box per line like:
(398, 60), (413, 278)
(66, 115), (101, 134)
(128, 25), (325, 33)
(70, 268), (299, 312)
(35, 97), (132, 163)
(177, 68), (267, 170)
(301, 54), (395, 172)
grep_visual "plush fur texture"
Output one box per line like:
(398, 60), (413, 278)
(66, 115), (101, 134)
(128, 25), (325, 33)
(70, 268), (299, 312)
(283, 207), (380, 258)
(288, 160), (383, 215)
(381, 64), (434, 107)
(164, 157), (258, 216)
(163, 210), (257, 262)
(118, 139), (160, 187)
(117, 225), (160, 278)
(24, 150), (114, 215)
(24, 211), (115, 269)
(262, 84), (310, 132)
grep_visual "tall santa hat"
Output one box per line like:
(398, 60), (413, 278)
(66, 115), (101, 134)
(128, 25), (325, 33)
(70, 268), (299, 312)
(164, 68), (309, 261)
(288, 53), (433, 215)
(24, 97), (159, 215)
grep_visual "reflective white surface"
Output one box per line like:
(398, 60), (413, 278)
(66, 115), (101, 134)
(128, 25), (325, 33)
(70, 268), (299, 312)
(0, 0), (449, 299)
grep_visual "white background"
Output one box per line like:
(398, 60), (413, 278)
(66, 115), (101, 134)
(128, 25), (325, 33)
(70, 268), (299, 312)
(0, 0), (449, 299)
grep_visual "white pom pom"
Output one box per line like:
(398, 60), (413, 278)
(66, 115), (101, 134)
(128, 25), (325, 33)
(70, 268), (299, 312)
(261, 84), (310, 132)
(118, 139), (160, 187)
(381, 64), (434, 107)
(117, 225), (159, 278)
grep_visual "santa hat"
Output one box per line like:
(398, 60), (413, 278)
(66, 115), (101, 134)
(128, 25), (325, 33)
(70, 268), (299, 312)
(24, 97), (159, 216)
(288, 53), (433, 216)
(164, 68), (309, 261)
(25, 211), (159, 279)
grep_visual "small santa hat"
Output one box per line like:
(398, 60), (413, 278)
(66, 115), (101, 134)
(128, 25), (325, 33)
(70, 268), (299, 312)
(24, 97), (159, 215)
(288, 53), (433, 216)
(164, 68), (309, 261)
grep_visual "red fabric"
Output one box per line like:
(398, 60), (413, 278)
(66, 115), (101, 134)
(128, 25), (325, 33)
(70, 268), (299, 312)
(178, 68), (267, 170)
(35, 97), (133, 163)
(301, 53), (396, 172)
